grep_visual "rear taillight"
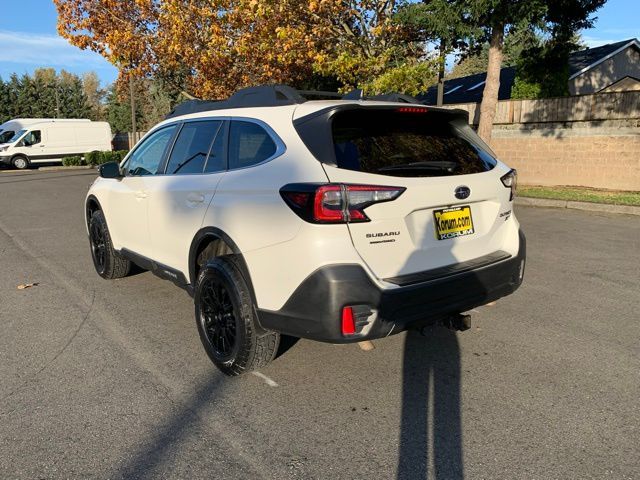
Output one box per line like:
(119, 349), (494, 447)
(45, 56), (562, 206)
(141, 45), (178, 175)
(281, 183), (405, 223)
(501, 169), (517, 201)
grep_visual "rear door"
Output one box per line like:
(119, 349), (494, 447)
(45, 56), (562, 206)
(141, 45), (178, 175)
(303, 106), (513, 280)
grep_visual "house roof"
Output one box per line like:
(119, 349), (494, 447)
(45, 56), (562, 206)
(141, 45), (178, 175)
(421, 38), (639, 105)
(417, 67), (516, 105)
(568, 38), (639, 79)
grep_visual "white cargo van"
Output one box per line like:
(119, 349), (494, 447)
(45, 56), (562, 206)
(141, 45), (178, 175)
(0, 118), (91, 145)
(0, 120), (112, 169)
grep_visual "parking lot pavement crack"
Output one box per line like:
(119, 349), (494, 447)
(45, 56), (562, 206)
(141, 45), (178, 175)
(34, 290), (95, 374)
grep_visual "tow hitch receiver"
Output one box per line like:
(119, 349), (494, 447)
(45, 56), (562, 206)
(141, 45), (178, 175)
(440, 313), (472, 332)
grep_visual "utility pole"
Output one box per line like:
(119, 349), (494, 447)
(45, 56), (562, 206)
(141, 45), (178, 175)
(55, 86), (60, 119)
(129, 71), (137, 147)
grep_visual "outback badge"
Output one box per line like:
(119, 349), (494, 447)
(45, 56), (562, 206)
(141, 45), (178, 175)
(454, 185), (471, 200)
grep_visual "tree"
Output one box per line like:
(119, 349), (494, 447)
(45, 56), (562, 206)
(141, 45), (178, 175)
(0, 78), (12, 123)
(468, 0), (606, 142)
(104, 76), (183, 133)
(55, 0), (341, 98)
(395, 0), (475, 104)
(512, 32), (587, 99)
(449, 26), (542, 79)
(82, 72), (106, 120)
(312, 0), (430, 93)
(0, 70), (92, 122)
(55, 0), (430, 98)
(362, 61), (438, 96)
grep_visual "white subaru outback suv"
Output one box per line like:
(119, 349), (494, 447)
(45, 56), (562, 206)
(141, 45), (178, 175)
(85, 85), (525, 375)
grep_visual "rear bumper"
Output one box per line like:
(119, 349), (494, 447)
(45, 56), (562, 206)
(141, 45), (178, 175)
(258, 229), (526, 343)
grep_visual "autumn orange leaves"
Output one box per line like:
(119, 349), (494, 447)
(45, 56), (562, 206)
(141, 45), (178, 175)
(54, 0), (431, 98)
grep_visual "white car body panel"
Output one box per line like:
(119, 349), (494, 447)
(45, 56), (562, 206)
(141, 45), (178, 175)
(86, 99), (522, 313)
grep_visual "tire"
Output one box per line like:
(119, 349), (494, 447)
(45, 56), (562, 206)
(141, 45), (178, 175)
(12, 155), (29, 170)
(195, 257), (280, 376)
(88, 210), (131, 279)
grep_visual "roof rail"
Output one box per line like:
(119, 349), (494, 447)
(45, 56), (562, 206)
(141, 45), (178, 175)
(165, 84), (423, 119)
(165, 84), (305, 119)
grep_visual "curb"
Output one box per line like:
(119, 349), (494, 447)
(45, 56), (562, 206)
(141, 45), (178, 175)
(516, 196), (640, 216)
(38, 166), (95, 172)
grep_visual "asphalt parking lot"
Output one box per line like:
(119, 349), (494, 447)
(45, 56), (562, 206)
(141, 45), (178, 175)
(1, 169), (638, 479)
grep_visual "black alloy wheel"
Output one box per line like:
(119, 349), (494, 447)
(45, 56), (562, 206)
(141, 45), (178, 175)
(87, 209), (131, 279)
(90, 219), (107, 275)
(199, 277), (239, 361)
(194, 257), (280, 376)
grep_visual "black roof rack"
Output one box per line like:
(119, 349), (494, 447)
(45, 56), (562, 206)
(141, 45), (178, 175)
(165, 84), (423, 119)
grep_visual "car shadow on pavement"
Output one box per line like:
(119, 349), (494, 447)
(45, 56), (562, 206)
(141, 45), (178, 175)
(397, 328), (463, 480)
(113, 374), (227, 479)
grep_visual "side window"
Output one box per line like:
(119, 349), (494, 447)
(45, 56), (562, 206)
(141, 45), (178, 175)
(125, 125), (177, 176)
(165, 120), (222, 175)
(204, 122), (226, 173)
(228, 121), (276, 170)
(23, 130), (41, 146)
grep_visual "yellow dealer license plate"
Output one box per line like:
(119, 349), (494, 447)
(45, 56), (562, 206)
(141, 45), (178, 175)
(434, 206), (475, 240)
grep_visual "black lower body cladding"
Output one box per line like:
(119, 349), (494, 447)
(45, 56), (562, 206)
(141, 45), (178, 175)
(258, 229), (526, 343)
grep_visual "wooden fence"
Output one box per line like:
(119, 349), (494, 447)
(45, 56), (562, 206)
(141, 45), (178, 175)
(112, 131), (146, 151)
(443, 90), (640, 125)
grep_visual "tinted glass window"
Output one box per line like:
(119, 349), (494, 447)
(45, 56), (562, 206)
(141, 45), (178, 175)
(23, 130), (41, 146)
(204, 123), (226, 173)
(228, 121), (276, 170)
(331, 109), (497, 177)
(165, 120), (222, 174)
(8, 129), (26, 143)
(0, 130), (14, 143)
(125, 126), (177, 176)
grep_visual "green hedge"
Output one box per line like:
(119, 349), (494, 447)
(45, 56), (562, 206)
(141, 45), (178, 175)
(62, 156), (84, 166)
(85, 150), (129, 166)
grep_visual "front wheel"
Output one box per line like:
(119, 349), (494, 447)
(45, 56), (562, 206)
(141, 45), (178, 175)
(195, 257), (279, 376)
(88, 210), (131, 279)
(12, 155), (29, 170)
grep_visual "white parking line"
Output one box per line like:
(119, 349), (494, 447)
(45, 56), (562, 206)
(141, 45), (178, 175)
(252, 371), (279, 387)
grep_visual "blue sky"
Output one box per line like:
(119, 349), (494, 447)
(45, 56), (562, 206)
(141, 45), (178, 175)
(0, 0), (638, 89)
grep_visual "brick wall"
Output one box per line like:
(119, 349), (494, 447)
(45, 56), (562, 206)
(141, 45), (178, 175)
(490, 127), (639, 191)
(444, 92), (640, 191)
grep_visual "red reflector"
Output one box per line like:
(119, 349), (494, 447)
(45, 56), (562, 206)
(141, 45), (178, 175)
(341, 306), (356, 335)
(397, 106), (428, 113)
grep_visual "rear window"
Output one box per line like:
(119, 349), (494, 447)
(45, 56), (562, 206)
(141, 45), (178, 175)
(331, 109), (497, 177)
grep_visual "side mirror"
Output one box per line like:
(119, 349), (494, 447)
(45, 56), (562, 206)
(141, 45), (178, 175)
(99, 161), (122, 179)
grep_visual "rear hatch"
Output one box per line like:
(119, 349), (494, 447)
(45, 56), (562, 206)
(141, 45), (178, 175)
(294, 105), (514, 281)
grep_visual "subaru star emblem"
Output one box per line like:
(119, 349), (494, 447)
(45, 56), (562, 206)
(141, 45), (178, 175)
(455, 186), (471, 200)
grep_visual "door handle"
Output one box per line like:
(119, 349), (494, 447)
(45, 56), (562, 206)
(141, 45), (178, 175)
(187, 193), (205, 204)
(39, 144), (45, 147)
(135, 191), (148, 199)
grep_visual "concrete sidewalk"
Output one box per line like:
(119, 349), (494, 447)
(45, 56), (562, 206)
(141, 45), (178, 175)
(516, 196), (640, 216)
